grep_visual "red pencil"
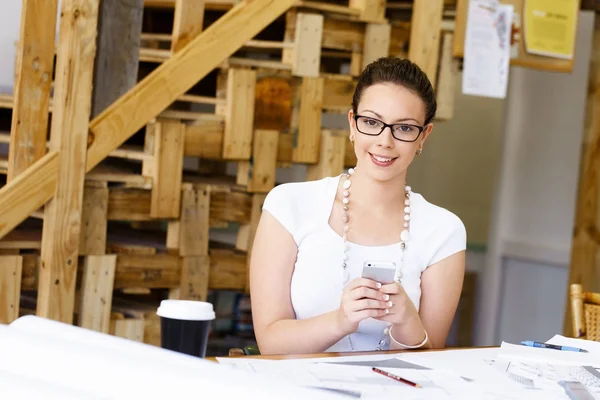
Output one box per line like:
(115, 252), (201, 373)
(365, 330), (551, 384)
(372, 367), (422, 388)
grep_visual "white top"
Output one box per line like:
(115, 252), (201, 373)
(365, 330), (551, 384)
(262, 175), (467, 352)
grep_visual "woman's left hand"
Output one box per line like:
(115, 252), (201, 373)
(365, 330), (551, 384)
(374, 282), (419, 325)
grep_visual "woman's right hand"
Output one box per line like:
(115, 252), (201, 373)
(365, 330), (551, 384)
(337, 278), (392, 335)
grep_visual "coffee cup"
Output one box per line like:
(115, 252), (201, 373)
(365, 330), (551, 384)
(156, 300), (215, 358)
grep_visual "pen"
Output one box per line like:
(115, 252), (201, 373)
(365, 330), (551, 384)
(372, 367), (422, 388)
(520, 341), (589, 353)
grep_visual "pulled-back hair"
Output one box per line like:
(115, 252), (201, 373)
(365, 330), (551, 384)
(352, 57), (437, 125)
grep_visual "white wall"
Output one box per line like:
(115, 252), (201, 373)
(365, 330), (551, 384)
(476, 11), (595, 346)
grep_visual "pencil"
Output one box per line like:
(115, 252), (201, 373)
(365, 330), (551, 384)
(372, 367), (422, 388)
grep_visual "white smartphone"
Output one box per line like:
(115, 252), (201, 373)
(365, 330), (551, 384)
(361, 261), (397, 284)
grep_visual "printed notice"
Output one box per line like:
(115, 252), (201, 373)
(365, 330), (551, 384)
(463, 0), (513, 99)
(524, 0), (578, 59)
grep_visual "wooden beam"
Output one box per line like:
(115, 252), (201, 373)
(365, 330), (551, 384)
(78, 255), (117, 333)
(222, 68), (257, 160)
(237, 130), (279, 193)
(306, 130), (347, 181)
(0, 0), (296, 241)
(349, 0), (386, 23)
(408, 0), (444, 87)
(435, 33), (458, 120)
(21, 248), (247, 291)
(291, 77), (324, 163)
(292, 13), (324, 77)
(79, 182), (109, 255)
(452, 0), (467, 57)
(0, 256), (23, 324)
(37, 0), (100, 323)
(171, 0), (205, 53)
(7, 0), (58, 181)
(362, 22), (391, 70)
(179, 256), (210, 301)
(150, 119), (185, 219)
(179, 184), (210, 256)
(91, 0), (143, 118)
(564, 17), (600, 337)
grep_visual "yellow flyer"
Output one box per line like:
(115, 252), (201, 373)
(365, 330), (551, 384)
(523, 0), (578, 59)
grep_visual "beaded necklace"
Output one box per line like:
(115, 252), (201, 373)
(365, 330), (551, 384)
(340, 168), (412, 350)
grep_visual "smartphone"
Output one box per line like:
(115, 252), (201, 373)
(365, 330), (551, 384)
(361, 261), (397, 284)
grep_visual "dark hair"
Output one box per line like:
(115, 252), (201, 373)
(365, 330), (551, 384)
(352, 57), (437, 125)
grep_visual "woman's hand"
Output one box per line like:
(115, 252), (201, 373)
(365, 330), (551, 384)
(337, 278), (392, 335)
(375, 282), (420, 326)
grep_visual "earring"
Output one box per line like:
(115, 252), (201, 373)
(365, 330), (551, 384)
(416, 148), (423, 155)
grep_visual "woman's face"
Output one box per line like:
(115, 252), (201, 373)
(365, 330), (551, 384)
(348, 82), (433, 183)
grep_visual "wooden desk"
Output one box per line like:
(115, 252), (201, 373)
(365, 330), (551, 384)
(209, 347), (476, 362)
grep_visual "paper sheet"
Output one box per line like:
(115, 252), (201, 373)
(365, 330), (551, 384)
(524, 0), (578, 59)
(498, 342), (600, 368)
(546, 335), (600, 355)
(462, 0), (513, 99)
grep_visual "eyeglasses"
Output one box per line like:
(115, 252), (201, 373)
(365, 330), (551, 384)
(353, 115), (425, 143)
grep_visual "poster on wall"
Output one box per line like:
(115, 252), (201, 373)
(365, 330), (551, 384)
(523, 0), (578, 59)
(463, 0), (514, 99)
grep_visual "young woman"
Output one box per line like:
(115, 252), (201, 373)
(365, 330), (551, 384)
(249, 57), (466, 355)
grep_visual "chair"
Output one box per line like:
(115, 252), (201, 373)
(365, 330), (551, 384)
(228, 345), (261, 357)
(570, 284), (600, 341)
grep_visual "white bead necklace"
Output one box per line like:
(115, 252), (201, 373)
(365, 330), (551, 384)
(341, 167), (412, 351)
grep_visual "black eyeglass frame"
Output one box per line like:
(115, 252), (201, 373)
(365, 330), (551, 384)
(353, 114), (426, 143)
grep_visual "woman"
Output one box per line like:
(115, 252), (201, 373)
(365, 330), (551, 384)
(249, 57), (466, 355)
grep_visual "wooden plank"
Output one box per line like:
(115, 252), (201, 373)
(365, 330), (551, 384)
(236, 193), (266, 252)
(435, 33), (458, 121)
(291, 77), (324, 163)
(91, 0), (143, 118)
(362, 22), (391, 69)
(0, 256), (23, 324)
(452, 0), (467, 57)
(171, 0), (205, 53)
(237, 130), (279, 193)
(292, 13), (324, 77)
(111, 318), (145, 342)
(79, 182), (109, 255)
(306, 130), (347, 181)
(564, 17), (600, 337)
(254, 74), (293, 131)
(107, 186), (253, 225)
(21, 249), (247, 291)
(322, 18), (364, 52)
(37, 0), (100, 324)
(183, 120), (224, 158)
(114, 254), (181, 289)
(142, 120), (157, 178)
(7, 0), (58, 181)
(107, 188), (152, 221)
(209, 249), (247, 290)
(180, 255), (210, 301)
(322, 76), (354, 111)
(389, 22), (411, 58)
(78, 255), (117, 333)
(408, 0), (444, 87)
(0, 0), (297, 241)
(349, 0), (386, 23)
(222, 68), (257, 160)
(150, 119), (185, 219)
(179, 185), (210, 256)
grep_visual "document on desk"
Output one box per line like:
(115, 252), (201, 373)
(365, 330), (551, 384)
(219, 360), (483, 399)
(218, 355), (546, 399)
